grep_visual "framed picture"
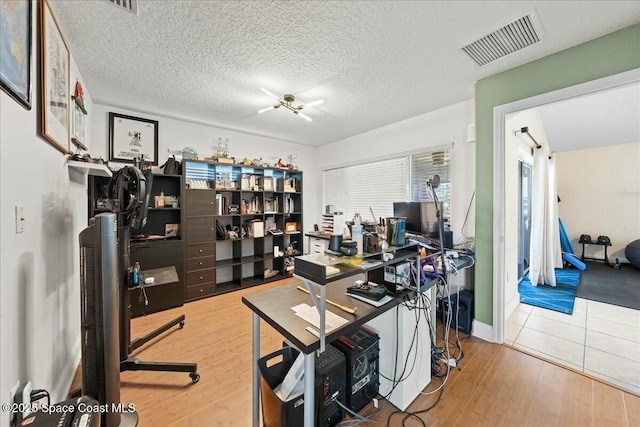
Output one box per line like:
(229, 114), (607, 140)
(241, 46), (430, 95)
(39, 0), (70, 153)
(71, 100), (86, 150)
(109, 112), (159, 165)
(0, 0), (32, 110)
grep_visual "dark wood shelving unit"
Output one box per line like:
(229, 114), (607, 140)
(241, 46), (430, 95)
(183, 160), (303, 301)
(88, 172), (185, 317)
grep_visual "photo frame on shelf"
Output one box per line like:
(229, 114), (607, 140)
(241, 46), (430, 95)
(109, 112), (159, 165)
(0, 0), (32, 110)
(40, 0), (70, 153)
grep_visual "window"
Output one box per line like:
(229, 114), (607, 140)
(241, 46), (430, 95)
(325, 157), (408, 222)
(324, 146), (452, 222)
(411, 149), (452, 219)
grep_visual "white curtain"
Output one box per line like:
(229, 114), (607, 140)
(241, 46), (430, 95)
(529, 147), (563, 286)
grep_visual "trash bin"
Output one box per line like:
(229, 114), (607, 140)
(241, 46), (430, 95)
(258, 346), (306, 427)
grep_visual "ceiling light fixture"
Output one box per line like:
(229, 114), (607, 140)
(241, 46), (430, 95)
(258, 87), (323, 122)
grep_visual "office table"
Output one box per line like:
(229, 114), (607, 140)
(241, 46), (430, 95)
(242, 244), (439, 426)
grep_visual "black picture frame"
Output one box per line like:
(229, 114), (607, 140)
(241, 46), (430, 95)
(109, 112), (159, 165)
(0, 0), (32, 110)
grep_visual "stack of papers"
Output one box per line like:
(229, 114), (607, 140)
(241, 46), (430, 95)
(326, 265), (341, 276)
(291, 303), (348, 332)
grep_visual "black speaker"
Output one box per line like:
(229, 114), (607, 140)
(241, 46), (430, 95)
(442, 230), (454, 249)
(579, 234), (592, 244)
(437, 289), (474, 335)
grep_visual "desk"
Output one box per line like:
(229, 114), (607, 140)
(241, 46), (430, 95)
(242, 244), (437, 426)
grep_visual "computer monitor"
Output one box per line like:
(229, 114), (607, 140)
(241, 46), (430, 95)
(419, 201), (442, 239)
(392, 202), (422, 235)
(392, 201), (442, 239)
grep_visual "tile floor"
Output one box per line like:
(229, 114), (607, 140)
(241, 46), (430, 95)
(506, 298), (640, 395)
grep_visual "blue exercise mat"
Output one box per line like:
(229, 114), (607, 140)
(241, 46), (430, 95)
(558, 218), (573, 254)
(519, 268), (581, 315)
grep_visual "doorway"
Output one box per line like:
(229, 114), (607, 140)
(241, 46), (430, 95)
(493, 68), (640, 395)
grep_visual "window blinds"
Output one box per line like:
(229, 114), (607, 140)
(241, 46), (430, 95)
(325, 157), (408, 222)
(411, 148), (452, 219)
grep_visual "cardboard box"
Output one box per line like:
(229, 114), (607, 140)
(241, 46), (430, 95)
(285, 222), (297, 233)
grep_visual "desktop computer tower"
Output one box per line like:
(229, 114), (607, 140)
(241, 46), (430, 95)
(316, 344), (347, 427)
(265, 344), (346, 427)
(437, 289), (474, 334)
(333, 326), (380, 413)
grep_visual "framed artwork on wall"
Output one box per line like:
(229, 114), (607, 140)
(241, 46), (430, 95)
(0, 0), (32, 110)
(39, 0), (70, 153)
(71, 100), (86, 150)
(109, 112), (159, 165)
(71, 80), (87, 150)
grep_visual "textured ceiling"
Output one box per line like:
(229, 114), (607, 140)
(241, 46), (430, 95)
(49, 1), (640, 146)
(539, 82), (640, 152)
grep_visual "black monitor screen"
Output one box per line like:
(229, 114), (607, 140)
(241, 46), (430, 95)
(393, 202), (422, 235)
(420, 201), (441, 238)
(393, 201), (442, 238)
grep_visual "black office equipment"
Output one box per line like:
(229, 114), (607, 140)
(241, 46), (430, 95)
(334, 326), (380, 413)
(316, 344), (348, 427)
(18, 396), (101, 427)
(393, 201), (445, 241)
(437, 289), (474, 334)
(259, 345), (346, 427)
(79, 213), (138, 427)
(347, 281), (387, 301)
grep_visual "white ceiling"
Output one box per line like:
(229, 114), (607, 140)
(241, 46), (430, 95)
(49, 1), (640, 147)
(539, 82), (640, 152)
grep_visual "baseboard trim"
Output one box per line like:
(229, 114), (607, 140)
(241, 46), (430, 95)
(472, 320), (494, 342)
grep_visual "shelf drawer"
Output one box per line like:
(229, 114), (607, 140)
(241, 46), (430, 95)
(186, 190), (217, 216)
(186, 269), (215, 286)
(310, 239), (328, 254)
(186, 243), (214, 259)
(185, 217), (216, 244)
(186, 256), (215, 272)
(186, 282), (217, 301)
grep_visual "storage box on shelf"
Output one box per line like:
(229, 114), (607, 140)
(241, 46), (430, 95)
(182, 160), (303, 301)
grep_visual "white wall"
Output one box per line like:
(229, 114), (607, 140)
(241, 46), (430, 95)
(503, 108), (547, 318)
(91, 104), (321, 236)
(556, 141), (640, 262)
(0, 8), (93, 425)
(317, 100), (476, 246)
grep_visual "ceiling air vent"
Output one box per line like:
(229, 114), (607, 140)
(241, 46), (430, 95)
(461, 12), (544, 66)
(106, 0), (138, 15)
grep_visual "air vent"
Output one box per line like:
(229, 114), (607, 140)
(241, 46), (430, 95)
(106, 0), (138, 15)
(461, 12), (544, 66)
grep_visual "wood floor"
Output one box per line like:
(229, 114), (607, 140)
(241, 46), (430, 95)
(71, 278), (640, 426)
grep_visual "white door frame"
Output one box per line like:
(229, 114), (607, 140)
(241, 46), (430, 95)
(492, 68), (640, 343)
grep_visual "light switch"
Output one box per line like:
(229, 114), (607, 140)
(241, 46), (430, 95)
(15, 206), (25, 233)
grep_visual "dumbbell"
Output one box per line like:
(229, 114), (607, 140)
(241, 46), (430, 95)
(579, 234), (592, 244)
